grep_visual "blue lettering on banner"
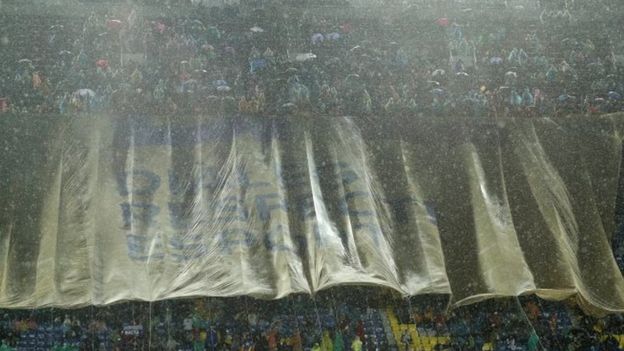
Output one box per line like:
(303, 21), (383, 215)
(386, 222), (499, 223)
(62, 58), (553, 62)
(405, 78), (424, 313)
(168, 166), (219, 197)
(254, 193), (288, 221)
(293, 192), (315, 220)
(167, 202), (189, 230)
(116, 170), (161, 196)
(353, 223), (382, 246)
(263, 225), (293, 252)
(217, 229), (256, 254)
(114, 153), (405, 261)
(120, 202), (160, 228)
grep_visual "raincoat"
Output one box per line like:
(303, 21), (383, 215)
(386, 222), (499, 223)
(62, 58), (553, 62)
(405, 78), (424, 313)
(527, 331), (539, 351)
(321, 331), (333, 351)
(334, 331), (345, 351)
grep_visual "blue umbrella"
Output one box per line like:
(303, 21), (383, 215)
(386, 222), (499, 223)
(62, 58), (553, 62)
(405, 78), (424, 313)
(311, 33), (324, 45)
(489, 56), (503, 65)
(326, 32), (341, 40)
(432, 88), (446, 96)
(608, 91), (622, 100)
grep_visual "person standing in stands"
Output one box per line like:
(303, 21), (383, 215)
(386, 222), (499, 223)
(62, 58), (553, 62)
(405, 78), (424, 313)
(267, 327), (278, 351)
(527, 330), (539, 351)
(290, 329), (303, 351)
(333, 330), (345, 351)
(400, 329), (412, 351)
(205, 326), (218, 351)
(355, 321), (364, 342)
(0, 340), (14, 351)
(321, 330), (333, 351)
(351, 336), (363, 351)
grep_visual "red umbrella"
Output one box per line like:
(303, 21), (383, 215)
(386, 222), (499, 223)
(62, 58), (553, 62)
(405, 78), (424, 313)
(154, 21), (166, 34)
(96, 59), (109, 69)
(435, 17), (450, 27)
(0, 98), (9, 113)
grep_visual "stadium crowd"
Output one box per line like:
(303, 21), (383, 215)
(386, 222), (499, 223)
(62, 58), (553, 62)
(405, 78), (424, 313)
(0, 1), (623, 118)
(2, 290), (624, 351)
(2, 1), (624, 351)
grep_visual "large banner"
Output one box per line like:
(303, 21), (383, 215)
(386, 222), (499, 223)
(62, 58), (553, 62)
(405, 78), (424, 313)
(0, 113), (623, 314)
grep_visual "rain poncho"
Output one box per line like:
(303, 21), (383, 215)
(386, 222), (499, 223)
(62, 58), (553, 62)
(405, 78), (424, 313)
(321, 331), (333, 351)
(334, 332), (345, 351)
(527, 331), (539, 351)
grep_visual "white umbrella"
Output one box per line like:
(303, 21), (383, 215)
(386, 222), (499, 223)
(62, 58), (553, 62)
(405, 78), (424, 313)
(73, 89), (96, 98)
(432, 69), (445, 77)
(294, 53), (316, 62)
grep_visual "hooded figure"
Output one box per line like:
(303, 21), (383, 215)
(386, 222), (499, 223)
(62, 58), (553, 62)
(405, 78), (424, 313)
(334, 331), (345, 351)
(351, 336), (363, 351)
(321, 331), (333, 351)
(527, 331), (539, 351)
(0, 341), (14, 351)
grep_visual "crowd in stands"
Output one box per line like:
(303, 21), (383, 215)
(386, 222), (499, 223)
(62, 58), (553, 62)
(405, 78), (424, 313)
(0, 0), (623, 118)
(0, 289), (391, 351)
(2, 290), (624, 351)
(2, 1), (624, 350)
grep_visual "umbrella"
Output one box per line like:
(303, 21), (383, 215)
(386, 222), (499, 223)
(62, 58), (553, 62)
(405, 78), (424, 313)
(608, 91), (622, 100)
(490, 56), (503, 65)
(505, 71), (517, 78)
(73, 89), (96, 98)
(326, 32), (341, 40)
(295, 53), (316, 62)
(561, 37), (578, 48)
(311, 33), (324, 45)
(345, 74), (360, 83)
(435, 17), (450, 27)
(154, 21), (166, 34)
(191, 19), (205, 30)
(214, 80), (228, 87)
(432, 88), (446, 96)
(96, 59), (109, 69)
(432, 69), (445, 78)
(250, 26), (264, 33)
(217, 85), (231, 92)
(106, 19), (123, 30)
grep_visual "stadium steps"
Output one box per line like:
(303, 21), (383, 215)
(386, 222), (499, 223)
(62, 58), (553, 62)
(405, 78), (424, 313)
(379, 309), (398, 350)
(385, 308), (451, 351)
